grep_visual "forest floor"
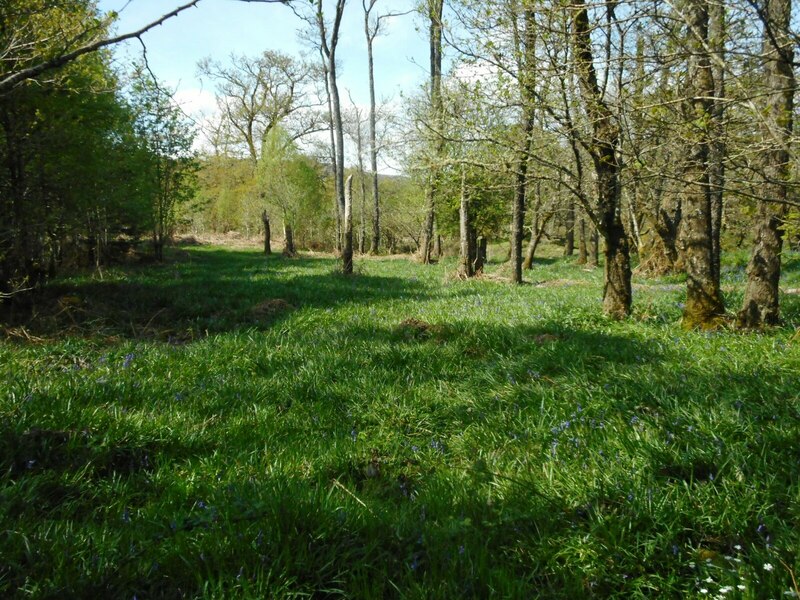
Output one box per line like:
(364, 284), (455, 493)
(1, 244), (799, 599)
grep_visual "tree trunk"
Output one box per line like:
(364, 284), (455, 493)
(343, 174), (354, 274)
(458, 170), (475, 278)
(738, 0), (794, 327)
(524, 211), (554, 270)
(475, 236), (487, 274)
(316, 0), (347, 253)
(577, 217), (588, 265)
(365, 5), (381, 254)
(359, 165), (367, 255)
(571, 0), (631, 318)
(510, 7), (537, 284)
(154, 236), (164, 262)
(709, 1), (726, 284)
(680, 0), (725, 329)
(419, 184), (435, 264)
(588, 227), (599, 268)
(419, 0), (445, 265)
(320, 54), (341, 253)
(283, 223), (296, 257)
(262, 211), (272, 255)
(510, 139), (529, 283)
(564, 200), (575, 256)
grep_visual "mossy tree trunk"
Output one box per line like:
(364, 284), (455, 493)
(679, 0), (725, 329)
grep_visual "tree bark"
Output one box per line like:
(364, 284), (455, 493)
(564, 200), (575, 256)
(475, 236), (487, 274)
(364, 1), (381, 254)
(356, 125), (368, 254)
(458, 169), (475, 278)
(738, 0), (794, 327)
(510, 6), (537, 284)
(283, 223), (296, 257)
(577, 216), (588, 265)
(709, 1), (726, 283)
(418, 0), (444, 265)
(524, 210), (553, 270)
(571, 0), (631, 318)
(343, 174), (354, 274)
(588, 227), (599, 268)
(680, 0), (725, 329)
(262, 210), (272, 255)
(316, 0), (347, 252)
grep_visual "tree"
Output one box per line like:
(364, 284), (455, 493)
(509, 3), (537, 284)
(570, 0), (632, 319)
(257, 128), (326, 256)
(301, 0), (349, 268)
(344, 99), (369, 253)
(0, 1), (159, 293)
(678, 0), (726, 328)
(738, 0), (795, 327)
(362, 0), (410, 253)
(364, 0), (382, 253)
(343, 174), (354, 273)
(129, 70), (198, 262)
(198, 51), (318, 166)
(0, 0), (203, 95)
(418, 0), (445, 265)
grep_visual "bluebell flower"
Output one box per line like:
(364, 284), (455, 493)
(123, 353), (135, 368)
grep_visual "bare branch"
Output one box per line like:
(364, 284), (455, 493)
(0, 0), (204, 94)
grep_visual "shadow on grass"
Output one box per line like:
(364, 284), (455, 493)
(3, 307), (799, 597)
(0, 249), (432, 341)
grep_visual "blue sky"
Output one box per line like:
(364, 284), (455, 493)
(97, 0), (429, 133)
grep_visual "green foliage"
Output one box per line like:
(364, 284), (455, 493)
(257, 128), (327, 242)
(1, 247), (799, 598)
(0, 1), (161, 287)
(127, 68), (198, 258)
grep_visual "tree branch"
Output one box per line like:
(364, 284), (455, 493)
(0, 0), (204, 94)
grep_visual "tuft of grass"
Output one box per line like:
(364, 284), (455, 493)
(0, 245), (798, 598)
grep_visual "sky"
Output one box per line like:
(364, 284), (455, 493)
(96, 0), (429, 161)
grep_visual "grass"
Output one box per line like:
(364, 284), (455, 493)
(1, 244), (799, 599)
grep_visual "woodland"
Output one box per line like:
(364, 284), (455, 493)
(1, 0), (799, 598)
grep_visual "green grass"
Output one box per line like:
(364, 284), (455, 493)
(1, 245), (799, 599)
